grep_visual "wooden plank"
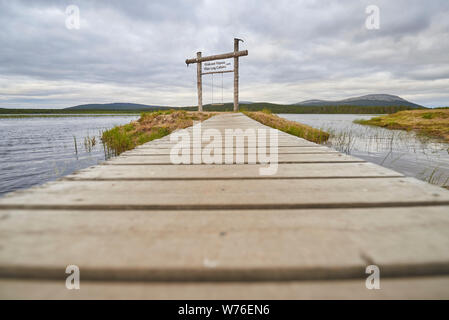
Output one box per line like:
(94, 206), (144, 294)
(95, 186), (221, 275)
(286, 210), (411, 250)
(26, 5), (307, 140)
(104, 153), (364, 165)
(2, 276), (449, 299)
(141, 140), (319, 146)
(143, 135), (317, 144)
(64, 162), (403, 180)
(138, 142), (320, 148)
(185, 49), (248, 64)
(145, 136), (317, 142)
(123, 147), (338, 155)
(0, 207), (449, 282)
(0, 178), (448, 210)
(145, 137), (316, 144)
(201, 69), (234, 75)
(146, 139), (313, 145)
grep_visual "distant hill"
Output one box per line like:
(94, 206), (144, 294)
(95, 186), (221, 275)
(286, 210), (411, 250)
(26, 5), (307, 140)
(65, 102), (171, 111)
(0, 94), (426, 114)
(295, 94), (423, 108)
(239, 101), (255, 104)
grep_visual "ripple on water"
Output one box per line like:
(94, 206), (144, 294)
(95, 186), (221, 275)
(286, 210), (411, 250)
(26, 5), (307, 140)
(0, 115), (139, 196)
(278, 114), (449, 187)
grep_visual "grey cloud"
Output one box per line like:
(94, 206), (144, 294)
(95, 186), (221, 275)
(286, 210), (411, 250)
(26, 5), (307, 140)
(0, 0), (448, 108)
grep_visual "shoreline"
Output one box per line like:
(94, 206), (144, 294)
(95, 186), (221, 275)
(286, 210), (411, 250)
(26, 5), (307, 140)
(0, 114), (140, 118)
(244, 111), (329, 144)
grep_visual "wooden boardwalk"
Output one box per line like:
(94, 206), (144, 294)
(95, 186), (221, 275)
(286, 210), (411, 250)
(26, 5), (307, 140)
(1, 113), (449, 299)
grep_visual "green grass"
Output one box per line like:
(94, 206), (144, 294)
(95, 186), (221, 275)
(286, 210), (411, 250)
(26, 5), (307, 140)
(421, 112), (436, 119)
(354, 109), (449, 142)
(101, 110), (214, 156)
(102, 124), (170, 156)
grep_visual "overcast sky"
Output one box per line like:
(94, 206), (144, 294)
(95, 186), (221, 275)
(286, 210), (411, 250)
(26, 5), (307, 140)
(1, 0), (449, 108)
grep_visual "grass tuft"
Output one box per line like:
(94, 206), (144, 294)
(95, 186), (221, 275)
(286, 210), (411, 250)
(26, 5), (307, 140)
(243, 111), (329, 144)
(101, 110), (214, 156)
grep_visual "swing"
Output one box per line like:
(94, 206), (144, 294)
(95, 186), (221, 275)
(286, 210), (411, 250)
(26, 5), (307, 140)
(211, 72), (224, 106)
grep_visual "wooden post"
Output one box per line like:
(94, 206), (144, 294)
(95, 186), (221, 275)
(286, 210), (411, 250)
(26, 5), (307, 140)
(197, 52), (202, 112)
(233, 39), (239, 112)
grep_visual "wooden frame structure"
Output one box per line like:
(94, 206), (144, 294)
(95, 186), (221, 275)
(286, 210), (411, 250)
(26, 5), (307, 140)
(186, 38), (248, 112)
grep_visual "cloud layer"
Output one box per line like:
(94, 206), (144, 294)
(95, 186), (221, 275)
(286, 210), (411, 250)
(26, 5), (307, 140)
(1, 0), (448, 108)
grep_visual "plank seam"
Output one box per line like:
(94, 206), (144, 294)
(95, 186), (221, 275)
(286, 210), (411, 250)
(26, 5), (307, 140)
(62, 176), (403, 181)
(1, 262), (449, 282)
(121, 152), (340, 156)
(101, 161), (367, 165)
(1, 201), (448, 211)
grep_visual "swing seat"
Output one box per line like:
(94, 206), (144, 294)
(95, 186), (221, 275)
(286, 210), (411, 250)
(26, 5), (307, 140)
(211, 103), (224, 106)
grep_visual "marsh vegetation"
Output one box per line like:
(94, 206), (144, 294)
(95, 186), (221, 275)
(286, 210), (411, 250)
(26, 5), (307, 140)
(354, 109), (449, 142)
(279, 114), (449, 188)
(101, 110), (215, 156)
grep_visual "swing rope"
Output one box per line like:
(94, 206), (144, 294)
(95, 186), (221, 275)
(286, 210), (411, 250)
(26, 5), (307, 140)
(211, 72), (224, 106)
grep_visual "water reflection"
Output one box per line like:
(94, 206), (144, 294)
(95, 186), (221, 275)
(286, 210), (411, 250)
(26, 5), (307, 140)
(278, 114), (449, 187)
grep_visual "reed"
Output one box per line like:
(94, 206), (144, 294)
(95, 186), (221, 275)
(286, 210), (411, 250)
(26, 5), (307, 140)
(84, 135), (97, 153)
(73, 136), (78, 155)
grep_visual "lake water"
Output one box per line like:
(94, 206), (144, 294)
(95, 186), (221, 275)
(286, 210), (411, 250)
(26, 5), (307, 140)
(0, 115), (138, 195)
(279, 114), (449, 187)
(1, 113), (448, 196)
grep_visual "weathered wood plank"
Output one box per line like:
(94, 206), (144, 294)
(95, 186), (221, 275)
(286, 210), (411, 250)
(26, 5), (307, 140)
(0, 207), (449, 282)
(138, 142), (320, 148)
(123, 147), (338, 155)
(104, 153), (364, 165)
(2, 276), (449, 299)
(65, 162), (403, 180)
(140, 138), (318, 145)
(185, 49), (248, 65)
(142, 136), (318, 146)
(0, 178), (447, 210)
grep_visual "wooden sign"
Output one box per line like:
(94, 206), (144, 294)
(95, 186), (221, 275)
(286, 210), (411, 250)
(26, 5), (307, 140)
(202, 60), (233, 74)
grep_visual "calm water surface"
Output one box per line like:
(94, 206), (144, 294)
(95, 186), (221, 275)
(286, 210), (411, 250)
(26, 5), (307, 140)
(0, 115), (138, 195)
(1, 114), (448, 196)
(279, 114), (449, 187)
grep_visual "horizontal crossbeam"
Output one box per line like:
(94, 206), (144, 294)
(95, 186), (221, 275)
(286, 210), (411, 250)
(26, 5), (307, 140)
(201, 70), (234, 76)
(186, 50), (248, 65)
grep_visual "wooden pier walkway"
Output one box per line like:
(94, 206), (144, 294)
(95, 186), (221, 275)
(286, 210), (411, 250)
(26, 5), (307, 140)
(1, 113), (449, 299)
